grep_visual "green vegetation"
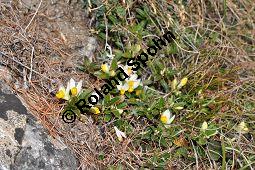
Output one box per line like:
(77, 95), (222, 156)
(62, 0), (254, 168)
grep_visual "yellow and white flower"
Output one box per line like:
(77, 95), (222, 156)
(69, 78), (83, 96)
(126, 74), (141, 93)
(118, 64), (136, 76)
(117, 83), (129, 95)
(55, 85), (70, 100)
(236, 121), (249, 133)
(114, 126), (126, 142)
(177, 77), (188, 89)
(56, 78), (82, 100)
(101, 63), (110, 73)
(160, 109), (175, 125)
(124, 65), (135, 76)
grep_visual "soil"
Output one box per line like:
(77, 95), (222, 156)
(0, 0), (101, 168)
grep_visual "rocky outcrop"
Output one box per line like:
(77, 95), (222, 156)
(0, 67), (78, 170)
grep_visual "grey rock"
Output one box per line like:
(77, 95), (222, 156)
(0, 68), (78, 170)
(12, 122), (77, 170)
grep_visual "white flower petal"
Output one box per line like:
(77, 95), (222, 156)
(201, 121), (208, 131)
(123, 83), (129, 90)
(129, 74), (138, 81)
(162, 109), (171, 120)
(114, 126), (126, 142)
(119, 130), (126, 138)
(69, 78), (76, 88)
(117, 83), (129, 92)
(123, 65), (128, 70)
(77, 80), (83, 94)
(116, 84), (122, 90)
(58, 85), (65, 92)
(63, 94), (70, 100)
(133, 79), (141, 89)
(65, 82), (70, 95)
(167, 115), (175, 124)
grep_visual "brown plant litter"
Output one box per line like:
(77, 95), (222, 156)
(0, 0), (105, 168)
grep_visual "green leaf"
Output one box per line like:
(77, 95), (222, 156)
(104, 114), (112, 122)
(117, 102), (127, 109)
(78, 89), (93, 100)
(175, 148), (188, 157)
(166, 43), (178, 54)
(146, 113), (153, 120)
(116, 6), (126, 18)
(136, 8), (147, 18)
(128, 98), (137, 104)
(98, 152), (104, 160)
(205, 129), (218, 138)
(160, 79), (169, 92)
(111, 58), (118, 70)
(197, 136), (207, 145)
(159, 137), (167, 147)
(98, 32), (106, 40)
(104, 94), (111, 103)
(162, 152), (170, 161)
(196, 146), (206, 158)
(93, 71), (109, 79)
(107, 96), (121, 106)
(158, 97), (165, 108)
(108, 14), (118, 25)
(208, 149), (221, 161)
(114, 49), (124, 60)
(112, 109), (121, 118)
(204, 125), (218, 138)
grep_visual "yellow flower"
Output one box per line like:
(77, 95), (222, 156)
(119, 65), (135, 76)
(117, 83), (129, 95)
(101, 63), (110, 73)
(56, 84), (70, 100)
(160, 109), (175, 125)
(56, 86), (66, 99)
(110, 70), (116, 76)
(160, 115), (168, 124)
(69, 78), (82, 96)
(114, 126), (126, 142)
(135, 89), (142, 96)
(124, 65), (133, 76)
(126, 74), (141, 93)
(91, 107), (100, 114)
(178, 77), (188, 89)
(201, 121), (208, 132)
(236, 121), (249, 133)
